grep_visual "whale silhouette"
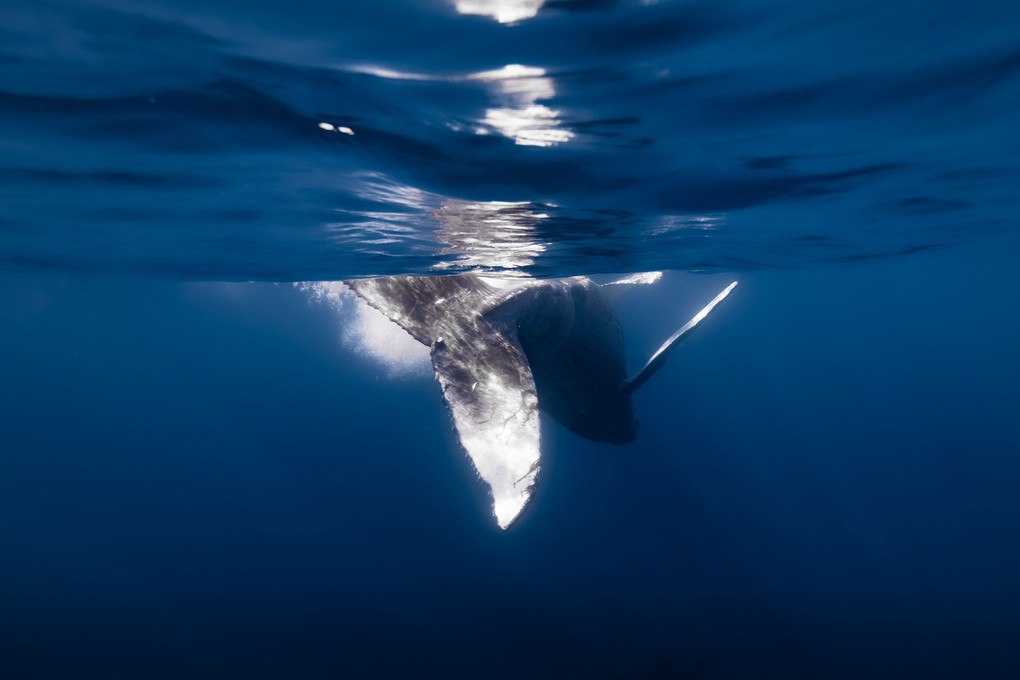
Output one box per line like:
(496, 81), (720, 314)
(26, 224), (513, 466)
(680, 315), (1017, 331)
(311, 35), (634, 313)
(347, 273), (737, 528)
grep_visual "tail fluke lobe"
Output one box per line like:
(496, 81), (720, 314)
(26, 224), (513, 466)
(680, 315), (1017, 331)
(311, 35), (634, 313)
(621, 281), (738, 397)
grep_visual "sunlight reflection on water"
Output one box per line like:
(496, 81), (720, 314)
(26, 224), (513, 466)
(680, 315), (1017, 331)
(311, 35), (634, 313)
(433, 199), (547, 274)
(469, 64), (573, 147)
(455, 0), (546, 24)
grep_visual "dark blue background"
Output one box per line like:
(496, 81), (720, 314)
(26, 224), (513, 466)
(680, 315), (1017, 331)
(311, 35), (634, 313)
(2, 245), (1018, 678)
(2, 0), (1020, 677)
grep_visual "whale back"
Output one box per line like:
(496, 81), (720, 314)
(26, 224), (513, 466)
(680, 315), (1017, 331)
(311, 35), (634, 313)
(497, 278), (636, 444)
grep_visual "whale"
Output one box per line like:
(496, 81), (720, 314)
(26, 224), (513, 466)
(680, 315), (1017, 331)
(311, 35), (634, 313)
(346, 273), (737, 528)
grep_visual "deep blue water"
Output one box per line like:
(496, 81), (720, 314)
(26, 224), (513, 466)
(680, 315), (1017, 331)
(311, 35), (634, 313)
(2, 1), (1020, 678)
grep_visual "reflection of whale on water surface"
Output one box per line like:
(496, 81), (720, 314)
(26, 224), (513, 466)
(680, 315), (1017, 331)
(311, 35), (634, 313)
(346, 273), (737, 528)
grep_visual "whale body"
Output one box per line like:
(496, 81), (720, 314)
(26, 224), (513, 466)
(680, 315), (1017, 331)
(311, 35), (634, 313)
(346, 274), (736, 528)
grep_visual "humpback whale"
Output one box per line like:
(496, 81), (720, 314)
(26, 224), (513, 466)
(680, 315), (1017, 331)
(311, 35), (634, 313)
(346, 274), (736, 528)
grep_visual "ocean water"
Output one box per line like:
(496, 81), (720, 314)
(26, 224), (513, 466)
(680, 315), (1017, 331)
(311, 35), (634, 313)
(1, 1), (1019, 678)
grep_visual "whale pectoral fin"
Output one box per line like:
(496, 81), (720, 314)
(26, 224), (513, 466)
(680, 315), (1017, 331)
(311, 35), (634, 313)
(346, 275), (498, 346)
(600, 271), (664, 304)
(621, 281), (738, 396)
(430, 324), (541, 530)
(602, 271), (663, 287)
(348, 274), (541, 528)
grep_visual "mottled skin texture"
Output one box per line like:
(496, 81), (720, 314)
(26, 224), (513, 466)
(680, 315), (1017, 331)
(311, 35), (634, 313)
(344, 273), (733, 527)
(348, 274), (637, 444)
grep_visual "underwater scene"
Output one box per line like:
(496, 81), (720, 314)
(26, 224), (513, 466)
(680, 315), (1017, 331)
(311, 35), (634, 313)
(1, 1), (1019, 677)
